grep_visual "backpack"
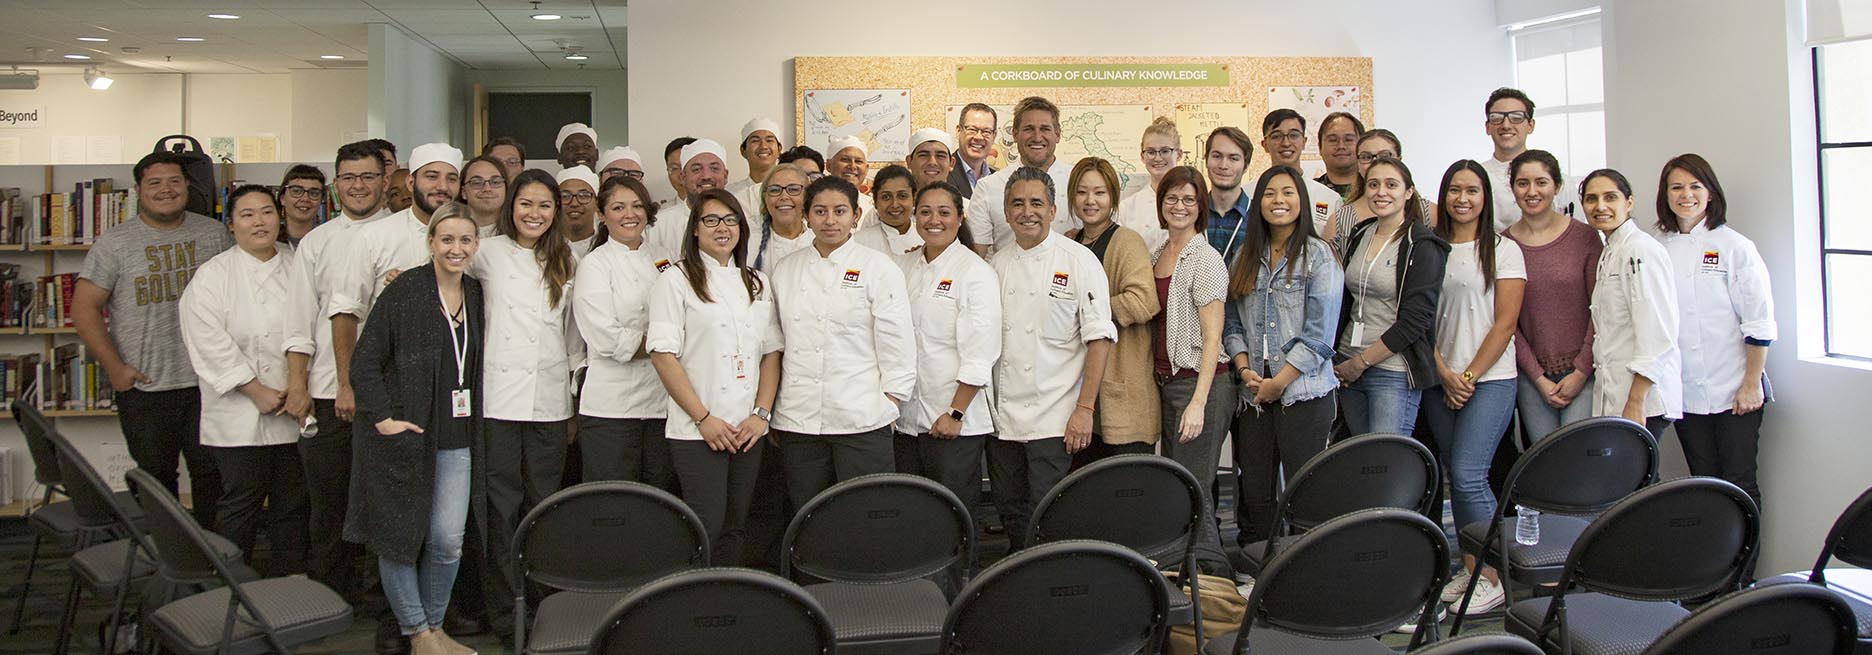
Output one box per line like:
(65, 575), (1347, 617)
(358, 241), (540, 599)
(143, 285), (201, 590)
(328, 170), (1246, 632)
(152, 135), (218, 218)
(1166, 572), (1248, 655)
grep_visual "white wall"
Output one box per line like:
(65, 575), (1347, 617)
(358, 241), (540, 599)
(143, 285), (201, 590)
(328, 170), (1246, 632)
(466, 69), (630, 151)
(370, 24), (468, 156)
(626, 0), (1513, 203)
(1604, 0), (1869, 574)
(0, 73), (184, 165)
(289, 70), (370, 163)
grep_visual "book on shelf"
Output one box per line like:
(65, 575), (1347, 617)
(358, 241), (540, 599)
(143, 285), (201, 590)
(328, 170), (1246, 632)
(31, 272), (78, 330)
(0, 187), (26, 245)
(21, 178), (136, 246)
(0, 264), (29, 329)
(1, 353), (42, 412)
(43, 342), (111, 411)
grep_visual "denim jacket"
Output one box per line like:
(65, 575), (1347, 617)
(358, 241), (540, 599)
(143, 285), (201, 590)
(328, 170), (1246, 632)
(1223, 237), (1344, 405)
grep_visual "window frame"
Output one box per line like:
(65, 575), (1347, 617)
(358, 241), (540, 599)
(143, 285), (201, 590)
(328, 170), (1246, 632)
(1812, 45), (1872, 361)
(1508, 13), (1607, 178)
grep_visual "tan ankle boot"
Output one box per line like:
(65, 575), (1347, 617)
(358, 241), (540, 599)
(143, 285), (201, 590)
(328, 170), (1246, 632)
(432, 629), (478, 655)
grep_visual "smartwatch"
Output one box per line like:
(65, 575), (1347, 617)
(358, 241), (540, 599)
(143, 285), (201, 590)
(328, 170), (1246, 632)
(753, 407), (772, 422)
(947, 408), (966, 422)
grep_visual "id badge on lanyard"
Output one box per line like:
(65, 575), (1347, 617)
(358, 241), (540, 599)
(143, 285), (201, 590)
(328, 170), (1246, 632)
(443, 288), (472, 418)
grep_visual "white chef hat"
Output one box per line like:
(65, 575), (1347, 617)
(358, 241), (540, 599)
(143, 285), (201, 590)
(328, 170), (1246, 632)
(827, 135), (868, 159)
(407, 143), (464, 175)
(555, 122), (597, 149)
(679, 138), (728, 169)
(598, 146), (641, 171)
(554, 164), (599, 190)
(907, 127), (956, 154)
(740, 118), (781, 144)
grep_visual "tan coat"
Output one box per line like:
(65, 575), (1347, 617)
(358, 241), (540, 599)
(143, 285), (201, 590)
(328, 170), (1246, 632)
(1085, 225), (1162, 445)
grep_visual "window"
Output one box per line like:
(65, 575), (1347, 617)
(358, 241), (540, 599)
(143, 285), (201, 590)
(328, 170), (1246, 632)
(1815, 39), (1872, 359)
(1511, 13), (1605, 176)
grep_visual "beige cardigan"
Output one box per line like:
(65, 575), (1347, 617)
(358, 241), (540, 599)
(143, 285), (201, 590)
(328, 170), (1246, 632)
(1083, 225), (1162, 445)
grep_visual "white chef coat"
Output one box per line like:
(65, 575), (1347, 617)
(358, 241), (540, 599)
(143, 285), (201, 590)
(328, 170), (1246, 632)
(752, 224), (813, 273)
(1303, 177), (1345, 237)
(181, 245), (300, 448)
(645, 260), (783, 440)
(568, 234), (597, 258)
(852, 220), (924, 263)
(966, 159), (1080, 257)
(1436, 237), (1527, 383)
(283, 208), (388, 399)
(573, 239), (676, 419)
(338, 207), (430, 321)
(1482, 155), (1580, 231)
(1591, 219), (1683, 420)
(469, 235), (584, 422)
(478, 223), (500, 239)
(898, 244), (1002, 436)
(768, 238), (917, 435)
(725, 177), (755, 200)
(990, 231), (1117, 441)
(1117, 184), (1169, 255)
(647, 201), (693, 258)
(1659, 222), (1776, 414)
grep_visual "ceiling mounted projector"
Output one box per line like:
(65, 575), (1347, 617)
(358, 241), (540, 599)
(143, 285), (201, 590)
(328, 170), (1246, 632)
(84, 65), (112, 90)
(0, 68), (38, 90)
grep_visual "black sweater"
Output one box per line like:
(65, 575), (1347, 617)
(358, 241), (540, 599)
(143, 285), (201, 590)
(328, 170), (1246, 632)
(1337, 218), (1450, 390)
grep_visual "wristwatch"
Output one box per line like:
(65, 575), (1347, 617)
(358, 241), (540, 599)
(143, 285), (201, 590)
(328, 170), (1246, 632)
(947, 408), (966, 422)
(753, 407), (772, 422)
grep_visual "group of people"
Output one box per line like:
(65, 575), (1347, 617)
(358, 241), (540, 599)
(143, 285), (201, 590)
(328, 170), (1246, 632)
(73, 85), (1775, 653)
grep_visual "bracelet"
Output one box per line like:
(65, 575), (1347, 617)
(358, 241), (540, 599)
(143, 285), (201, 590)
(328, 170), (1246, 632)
(693, 411), (711, 424)
(1075, 402), (1096, 412)
(1355, 353), (1371, 368)
(1236, 366), (1252, 377)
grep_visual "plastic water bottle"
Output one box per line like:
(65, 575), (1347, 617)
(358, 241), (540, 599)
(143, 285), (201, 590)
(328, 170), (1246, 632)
(1515, 506), (1541, 546)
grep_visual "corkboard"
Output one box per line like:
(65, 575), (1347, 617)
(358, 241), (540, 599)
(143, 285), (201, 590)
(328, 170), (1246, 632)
(793, 55), (1373, 173)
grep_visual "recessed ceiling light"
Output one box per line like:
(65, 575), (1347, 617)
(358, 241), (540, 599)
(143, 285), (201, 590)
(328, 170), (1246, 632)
(564, 53), (587, 60)
(176, 37), (205, 42)
(77, 36), (109, 42)
(320, 55), (345, 60)
(533, 13), (563, 20)
(63, 54), (91, 60)
(207, 13), (240, 19)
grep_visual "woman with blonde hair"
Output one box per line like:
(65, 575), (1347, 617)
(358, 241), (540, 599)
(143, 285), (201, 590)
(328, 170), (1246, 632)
(1118, 116), (1182, 252)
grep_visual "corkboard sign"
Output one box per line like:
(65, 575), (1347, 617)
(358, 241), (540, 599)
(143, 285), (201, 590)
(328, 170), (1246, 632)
(794, 56), (1373, 179)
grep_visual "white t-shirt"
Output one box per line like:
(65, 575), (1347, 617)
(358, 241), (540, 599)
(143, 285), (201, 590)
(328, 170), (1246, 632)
(1436, 237), (1527, 383)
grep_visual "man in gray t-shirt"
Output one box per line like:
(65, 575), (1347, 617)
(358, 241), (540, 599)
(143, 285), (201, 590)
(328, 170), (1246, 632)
(73, 152), (233, 528)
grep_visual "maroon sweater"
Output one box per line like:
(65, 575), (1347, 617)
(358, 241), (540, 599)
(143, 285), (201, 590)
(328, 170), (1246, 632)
(1507, 219), (1602, 380)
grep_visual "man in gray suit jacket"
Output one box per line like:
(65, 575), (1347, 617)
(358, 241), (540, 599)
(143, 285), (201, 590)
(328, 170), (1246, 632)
(947, 103), (999, 198)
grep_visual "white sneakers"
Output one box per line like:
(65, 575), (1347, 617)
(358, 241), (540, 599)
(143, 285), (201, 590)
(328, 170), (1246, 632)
(1440, 569), (1474, 603)
(1438, 569), (1507, 615)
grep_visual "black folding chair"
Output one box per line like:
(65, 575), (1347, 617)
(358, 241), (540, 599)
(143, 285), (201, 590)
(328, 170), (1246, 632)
(1232, 433), (1439, 577)
(1027, 454), (1205, 647)
(941, 539), (1169, 655)
(513, 480), (708, 654)
(1755, 483), (1872, 650)
(6, 399), (143, 637)
(1504, 477), (1760, 655)
(1642, 583), (1857, 655)
(128, 469), (352, 655)
(1452, 416), (1658, 634)
(781, 473), (974, 654)
(1206, 508), (1450, 654)
(588, 567), (837, 655)
(1408, 633), (1543, 654)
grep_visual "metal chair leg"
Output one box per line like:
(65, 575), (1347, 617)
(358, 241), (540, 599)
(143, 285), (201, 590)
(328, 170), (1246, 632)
(9, 532), (46, 634)
(54, 575), (82, 655)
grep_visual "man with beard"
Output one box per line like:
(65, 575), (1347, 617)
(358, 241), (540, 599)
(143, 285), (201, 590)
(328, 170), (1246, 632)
(556, 122), (599, 169)
(277, 164), (326, 246)
(1315, 111), (1364, 200)
(648, 138), (730, 254)
(1202, 126), (1256, 263)
(947, 103), (997, 198)
(967, 96), (1076, 256)
(73, 151), (235, 530)
(906, 128), (957, 191)
(1260, 109), (1343, 235)
(340, 143), (463, 320)
(729, 117), (782, 213)
(558, 164), (601, 254)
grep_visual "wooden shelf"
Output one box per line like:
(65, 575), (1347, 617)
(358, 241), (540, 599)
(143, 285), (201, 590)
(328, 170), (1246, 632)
(42, 408), (117, 418)
(0, 326), (27, 336)
(33, 243), (94, 252)
(0, 243), (26, 252)
(32, 326), (76, 335)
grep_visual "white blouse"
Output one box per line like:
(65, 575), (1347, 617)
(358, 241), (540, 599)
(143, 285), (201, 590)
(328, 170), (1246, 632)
(898, 244), (1002, 436)
(990, 231), (1118, 441)
(646, 260), (783, 440)
(1591, 220), (1683, 420)
(469, 235), (583, 422)
(572, 239), (675, 419)
(180, 245), (300, 448)
(768, 238), (917, 435)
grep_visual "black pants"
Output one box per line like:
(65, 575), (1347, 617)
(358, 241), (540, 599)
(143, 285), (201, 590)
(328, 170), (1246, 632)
(482, 418), (568, 634)
(1068, 438), (1154, 470)
(578, 415), (675, 490)
(777, 427), (894, 508)
(298, 399), (362, 601)
(740, 436), (793, 572)
(210, 442), (308, 574)
(1232, 392), (1337, 546)
(670, 439), (765, 566)
(895, 431), (989, 515)
(986, 437), (1070, 552)
(1676, 410), (1763, 504)
(119, 387), (221, 530)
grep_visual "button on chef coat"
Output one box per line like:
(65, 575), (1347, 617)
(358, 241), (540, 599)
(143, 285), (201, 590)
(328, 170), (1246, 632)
(897, 243), (1002, 436)
(181, 245), (300, 447)
(283, 208), (388, 399)
(1590, 219), (1683, 420)
(468, 235), (584, 422)
(573, 239), (675, 419)
(1660, 221), (1777, 414)
(645, 260), (783, 440)
(768, 238), (917, 435)
(990, 231), (1117, 441)
(966, 159), (1081, 257)
(336, 207), (431, 322)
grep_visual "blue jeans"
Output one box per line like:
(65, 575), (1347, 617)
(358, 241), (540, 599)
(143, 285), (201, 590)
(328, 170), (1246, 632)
(380, 447), (471, 634)
(1340, 368), (1422, 436)
(1423, 380), (1517, 531)
(1516, 373), (1595, 442)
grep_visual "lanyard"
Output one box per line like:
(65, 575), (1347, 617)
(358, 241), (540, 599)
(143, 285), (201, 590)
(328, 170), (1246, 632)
(440, 287), (468, 388)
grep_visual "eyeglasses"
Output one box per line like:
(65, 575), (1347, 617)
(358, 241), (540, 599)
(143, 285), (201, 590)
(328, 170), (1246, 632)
(1486, 111), (1530, 125)
(1266, 130), (1306, 143)
(334, 173), (382, 185)
(560, 190), (596, 203)
(958, 126), (995, 138)
(280, 186), (322, 199)
(601, 168), (647, 181)
(1163, 196), (1200, 207)
(765, 184), (804, 197)
(464, 177), (505, 191)
(1356, 151), (1398, 164)
(698, 214), (741, 228)
(1142, 147), (1180, 159)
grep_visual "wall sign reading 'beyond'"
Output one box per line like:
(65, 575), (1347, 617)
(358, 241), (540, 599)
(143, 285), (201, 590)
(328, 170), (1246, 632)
(957, 64), (1229, 88)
